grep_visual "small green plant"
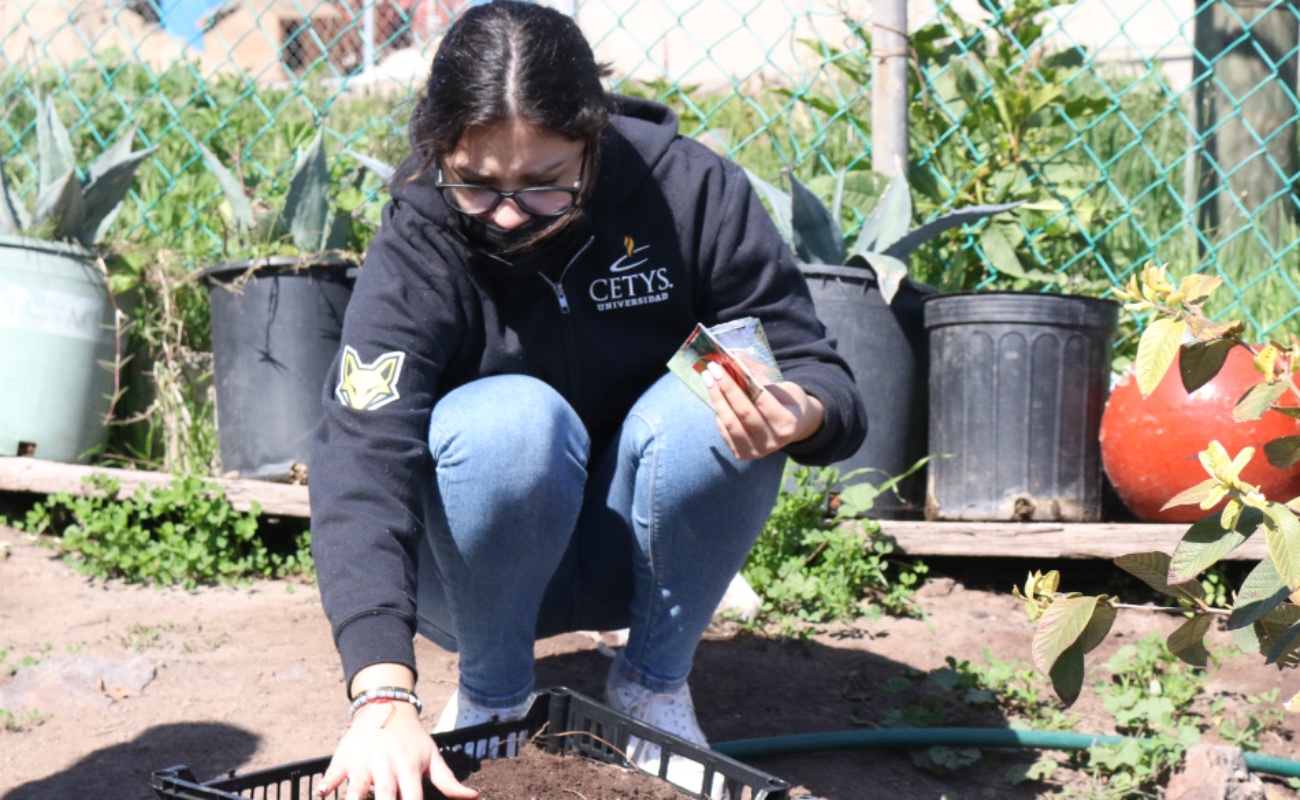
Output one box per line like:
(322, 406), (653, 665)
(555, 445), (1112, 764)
(743, 462), (927, 628)
(0, 643), (51, 677)
(0, 708), (45, 732)
(1019, 266), (1300, 712)
(15, 474), (313, 588)
(1066, 634), (1204, 799)
(1212, 688), (1286, 752)
(198, 130), (374, 261)
(120, 621), (173, 652)
(744, 166), (1019, 304)
(0, 96), (156, 247)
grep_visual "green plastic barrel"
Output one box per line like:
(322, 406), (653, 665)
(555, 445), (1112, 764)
(0, 236), (120, 462)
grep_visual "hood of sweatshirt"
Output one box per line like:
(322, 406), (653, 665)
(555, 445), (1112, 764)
(388, 94), (680, 244)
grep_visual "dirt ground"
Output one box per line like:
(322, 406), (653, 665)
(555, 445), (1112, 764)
(1, 521), (1298, 800)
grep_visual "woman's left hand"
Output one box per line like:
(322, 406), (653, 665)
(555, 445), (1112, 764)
(702, 360), (825, 461)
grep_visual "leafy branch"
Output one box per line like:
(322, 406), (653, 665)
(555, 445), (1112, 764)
(1022, 265), (1300, 708)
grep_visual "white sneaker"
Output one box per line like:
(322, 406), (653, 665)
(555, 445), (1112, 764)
(606, 662), (727, 798)
(433, 689), (533, 758)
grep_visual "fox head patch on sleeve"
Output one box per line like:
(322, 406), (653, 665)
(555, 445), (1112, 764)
(335, 346), (407, 410)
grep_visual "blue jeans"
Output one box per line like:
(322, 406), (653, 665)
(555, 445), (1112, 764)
(415, 373), (785, 710)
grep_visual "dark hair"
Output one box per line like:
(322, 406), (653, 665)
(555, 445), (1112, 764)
(408, 1), (612, 214)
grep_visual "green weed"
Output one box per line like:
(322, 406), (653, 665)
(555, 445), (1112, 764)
(742, 463), (927, 629)
(120, 622), (174, 652)
(13, 475), (313, 589)
(0, 708), (45, 732)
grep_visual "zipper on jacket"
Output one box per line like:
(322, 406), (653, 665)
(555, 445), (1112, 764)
(537, 235), (594, 315)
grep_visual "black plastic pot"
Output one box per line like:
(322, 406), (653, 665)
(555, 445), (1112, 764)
(923, 292), (1119, 522)
(199, 257), (354, 480)
(800, 263), (936, 519)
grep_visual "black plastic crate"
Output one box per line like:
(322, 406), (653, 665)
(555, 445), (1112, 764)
(151, 687), (790, 800)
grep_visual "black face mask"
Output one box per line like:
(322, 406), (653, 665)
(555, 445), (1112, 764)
(457, 212), (593, 278)
(460, 215), (553, 253)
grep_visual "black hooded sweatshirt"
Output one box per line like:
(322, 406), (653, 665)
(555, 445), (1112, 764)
(309, 96), (868, 688)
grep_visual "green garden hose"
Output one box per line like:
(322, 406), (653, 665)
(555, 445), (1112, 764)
(713, 728), (1300, 779)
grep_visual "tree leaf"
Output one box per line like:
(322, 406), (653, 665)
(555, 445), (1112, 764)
(1185, 315), (1245, 343)
(1272, 407), (1300, 420)
(1256, 606), (1300, 668)
(1227, 556), (1289, 630)
(1179, 340), (1233, 394)
(1114, 552), (1206, 604)
(1079, 601), (1117, 654)
(1176, 274), (1222, 305)
(1265, 620), (1300, 667)
(284, 131), (332, 254)
(1032, 594), (1100, 676)
(1169, 506), (1262, 583)
(197, 142), (255, 233)
(1048, 635), (1086, 707)
(1199, 440), (1234, 483)
(1135, 317), (1187, 397)
(881, 200), (1022, 260)
(1264, 505), (1300, 590)
(1168, 613), (1213, 667)
(1161, 477), (1224, 511)
(1264, 435), (1300, 470)
(1234, 381), (1288, 422)
(978, 223), (1025, 279)
(788, 172), (845, 265)
(37, 96), (76, 192)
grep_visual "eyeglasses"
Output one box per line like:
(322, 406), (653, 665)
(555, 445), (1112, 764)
(435, 156), (586, 218)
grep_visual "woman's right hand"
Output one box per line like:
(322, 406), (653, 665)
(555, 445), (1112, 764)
(316, 701), (478, 800)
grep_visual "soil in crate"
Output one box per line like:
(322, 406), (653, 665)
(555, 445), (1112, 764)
(438, 744), (682, 799)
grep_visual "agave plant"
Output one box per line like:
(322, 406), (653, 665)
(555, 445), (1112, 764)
(744, 168), (1021, 303)
(199, 131), (361, 259)
(0, 97), (157, 247)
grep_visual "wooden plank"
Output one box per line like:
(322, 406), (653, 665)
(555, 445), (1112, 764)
(874, 520), (1269, 560)
(0, 457), (1273, 561)
(0, 457), (310, 518)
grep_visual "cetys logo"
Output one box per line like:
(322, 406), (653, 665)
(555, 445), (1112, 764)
(335, 346), (406, 410)
(589, 235), (673, 312)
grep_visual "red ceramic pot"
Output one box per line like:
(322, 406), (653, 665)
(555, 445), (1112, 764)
(1100, 345), (1300, 522)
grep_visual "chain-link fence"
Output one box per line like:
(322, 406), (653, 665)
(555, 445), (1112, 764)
(2, 0), (1297, 337)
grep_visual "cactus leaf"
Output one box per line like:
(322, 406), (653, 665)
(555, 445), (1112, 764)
(846, 251), (911, 304)
(0, 162), (27, 235)
(323, 211), (354, 252)
(881, 200), (1024, 260)
(284, 131), (332, 253)
(36, 97), (77, 193)
(788, 172), (845, 265)
(31, 168), (87, 242)
(742, 167), (793, 247)
(852, 172), (911, 256)
(345, 149), (396, 183)
(197, 142), (255, 233)
(78, 142), (158, 245)
(87, 125), (144, 183)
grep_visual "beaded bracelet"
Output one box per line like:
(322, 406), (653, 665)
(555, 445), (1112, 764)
(348, 686), (423, 718)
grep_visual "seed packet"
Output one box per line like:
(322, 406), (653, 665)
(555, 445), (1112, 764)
(667, 317), (784, 408)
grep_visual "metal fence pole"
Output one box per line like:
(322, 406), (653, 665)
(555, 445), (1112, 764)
(872, 0), (908, 177)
